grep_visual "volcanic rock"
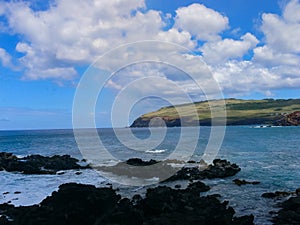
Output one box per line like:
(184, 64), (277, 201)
(0, 152), (89, 174)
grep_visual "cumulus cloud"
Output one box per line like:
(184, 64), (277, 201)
(252, 0), (300, 81)
(283, 0), (300, 23)
(245, 0), (300, 95)
(0, 0), (165, 80)
(253, 46), (300, 66)
(174, 3), (229, 41)
(0, 0), (231, 83)
(212, 59), (300, 97)
(157, 28), (195, 49)
(201, 33), (258, 64)
(0, 0), (299, 100)
(0, 48), (13, 68)
(203, 0), (300, 97)
(261, 0), (300, 53)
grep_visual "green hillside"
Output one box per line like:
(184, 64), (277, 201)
(130, 98), (300, 127)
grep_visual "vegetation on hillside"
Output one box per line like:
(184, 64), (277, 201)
(131, 98), (300, 127)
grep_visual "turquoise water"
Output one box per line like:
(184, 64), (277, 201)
(0, 126), (299, 224)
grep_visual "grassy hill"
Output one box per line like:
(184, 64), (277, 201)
(130, 98), (300, 127)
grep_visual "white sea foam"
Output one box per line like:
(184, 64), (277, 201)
(145, 149), (166, 154)
(0, 170), (106, 206)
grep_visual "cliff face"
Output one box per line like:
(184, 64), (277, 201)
(130, 116), (285, 127)
(130, 99), (300, 127)
(130, 117), (182, 127)
(274, 111), (300, 126)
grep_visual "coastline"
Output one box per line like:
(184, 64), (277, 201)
(1, 153), (300, 224)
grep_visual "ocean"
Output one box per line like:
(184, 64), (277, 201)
(0, 126), (299, 224)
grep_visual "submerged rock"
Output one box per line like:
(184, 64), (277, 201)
(0, 152), (89, 174)
(0, 182), (254, 225)
(233, 179), (260, 186)
(262, 191), (294, 199)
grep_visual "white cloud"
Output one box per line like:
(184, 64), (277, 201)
(212, 60), (300, 95)
(201, 33), (258, 64)
(0, 0), (165, 80)
(174, 3), (229, 41)
(253, 46), (300, 66)
(249, 0), (300, 91)
(0, 0), (299, 100)
(283, 0), (300, 23)
(24, 67), (78, 80)
(157, 28), (195, 49)
(261, 0), (300, 53)
(0, 48), (13, 68)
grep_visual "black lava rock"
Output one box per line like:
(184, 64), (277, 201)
(165, 159), (241, 182)
(273, 196), (300, 225)
(0, 152), (89, 174)
(0, 182), (254, 225)
(233, 179), (260, 186)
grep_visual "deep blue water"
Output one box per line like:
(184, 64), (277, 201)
(0, 126), (299, 224)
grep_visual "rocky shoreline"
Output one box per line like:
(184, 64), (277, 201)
(97, 158), (240, 182)
(0, 152), (89, 174)
(0, 154), (299, 224)
(0, 182), (255, 225)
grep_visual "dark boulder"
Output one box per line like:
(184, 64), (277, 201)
(0, 183), (121, 225)
(165, 159), (241, 182)
(272, 196), (300, 225)
(262, 192), (277, 198)
(126, 158), (158, 166)
(233, 179), (260, 186)
(0, 152), (89, 174)
(186, 181), (210, 193)
(136, 186), (253, 225)
(0, 182), (254, 225)
(262, 191), (293, 199)
(98, 158), (176, 180)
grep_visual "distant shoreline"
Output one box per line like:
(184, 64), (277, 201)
(130, 98), (300, 128)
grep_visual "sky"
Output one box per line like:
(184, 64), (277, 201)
(0, 0), (300, 130)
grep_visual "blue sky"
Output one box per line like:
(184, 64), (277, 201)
(0, 0), (300, 130)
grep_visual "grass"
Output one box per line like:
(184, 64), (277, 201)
(137, 98), (300, 125)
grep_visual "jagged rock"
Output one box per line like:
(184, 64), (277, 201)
(126, 158), (158, 166)
(186, 181), (210, 193)
(0, 152), (89, 174)
(165, 159), (241, 182)
(98, 158), (176, 180)
(262, 188), (300, 224)
(98, 158), (240, 182)
(274, 111), (300, 126)
(0, 183), (254, 225)
(272, 196), (300, 225)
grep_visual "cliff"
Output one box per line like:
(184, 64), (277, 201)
(274, 111), (300, 126)
(130, 98), (300, 127)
